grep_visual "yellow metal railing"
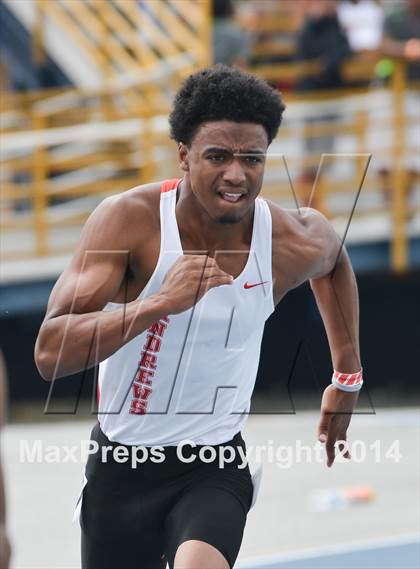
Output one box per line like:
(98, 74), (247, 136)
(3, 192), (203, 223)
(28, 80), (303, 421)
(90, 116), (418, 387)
(1, 58), (419, 271)
(390, 60), (409, 272)
(1, 0), (211, 262)
(33, 0), (210, 82)
(246, 57), (418, 273)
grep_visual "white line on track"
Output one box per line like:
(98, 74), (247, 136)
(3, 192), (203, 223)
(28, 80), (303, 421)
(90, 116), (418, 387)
(236, 532), (420, 568)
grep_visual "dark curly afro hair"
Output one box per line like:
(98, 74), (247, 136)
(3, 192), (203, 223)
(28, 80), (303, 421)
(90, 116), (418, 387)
(169, 65), (285, 146)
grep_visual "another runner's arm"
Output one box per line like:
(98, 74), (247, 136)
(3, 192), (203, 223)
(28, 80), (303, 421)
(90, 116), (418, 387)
(307, 211), (361, 373)
(0, 353), (11, 569)
(35, 196), (233, 381)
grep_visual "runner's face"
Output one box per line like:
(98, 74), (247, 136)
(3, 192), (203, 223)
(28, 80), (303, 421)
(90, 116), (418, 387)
(179, 121), (268, 224)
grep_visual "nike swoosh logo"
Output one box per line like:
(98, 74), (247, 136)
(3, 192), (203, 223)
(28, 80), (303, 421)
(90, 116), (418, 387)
(244, 281), (270, 289)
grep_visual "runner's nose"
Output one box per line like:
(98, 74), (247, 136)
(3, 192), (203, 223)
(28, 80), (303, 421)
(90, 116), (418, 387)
(222, 159), (246, 186)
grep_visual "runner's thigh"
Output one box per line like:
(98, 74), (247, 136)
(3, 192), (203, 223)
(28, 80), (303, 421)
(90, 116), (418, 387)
(164, 484), (251, 569)
(80, 476), (166, 569)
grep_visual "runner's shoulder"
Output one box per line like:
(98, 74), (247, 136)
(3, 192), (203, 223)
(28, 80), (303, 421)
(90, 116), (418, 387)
(84, 182), (162, 245)
(265, 200), (339, 277)
(101, 182), (161, 225)
(265, 200), (334, 245)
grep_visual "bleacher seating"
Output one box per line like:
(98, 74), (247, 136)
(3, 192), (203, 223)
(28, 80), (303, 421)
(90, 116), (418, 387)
(0, 0), (419, 280)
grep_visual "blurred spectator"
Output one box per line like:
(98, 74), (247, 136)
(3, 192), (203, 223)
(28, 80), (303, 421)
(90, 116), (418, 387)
(295, 1), (352, 213)
(212, 0), (251, 66)
(337, 0), (384, 53)
(377, 0), (420, 205)
(380, 0), (420, 81)
(295, 0), (352, 91)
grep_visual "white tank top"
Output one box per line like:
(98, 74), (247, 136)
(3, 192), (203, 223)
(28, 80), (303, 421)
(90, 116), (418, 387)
(98, 179), (274, 446)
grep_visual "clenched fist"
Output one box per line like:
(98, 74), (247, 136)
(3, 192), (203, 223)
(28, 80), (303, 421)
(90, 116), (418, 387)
(157, 255), (233, 315)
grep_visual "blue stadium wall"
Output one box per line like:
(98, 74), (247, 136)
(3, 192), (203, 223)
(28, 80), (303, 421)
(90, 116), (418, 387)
(1, 253), (419, 406)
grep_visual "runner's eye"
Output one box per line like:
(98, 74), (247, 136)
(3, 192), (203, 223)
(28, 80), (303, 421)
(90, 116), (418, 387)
(242, 155), (263, 165)
(208, 154), (227, 163)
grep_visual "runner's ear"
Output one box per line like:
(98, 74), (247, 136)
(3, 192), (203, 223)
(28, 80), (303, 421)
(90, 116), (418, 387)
(178, 142), (189, 172)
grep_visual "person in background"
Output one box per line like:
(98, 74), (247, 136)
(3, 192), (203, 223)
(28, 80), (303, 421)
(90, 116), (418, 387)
(381, 0), (420, 81)
(337, 0), (384, 54)
(295, 0), (352, 214)
(0, 352), (11, 569)
(212, 0), (251, 67)
(377, 0), (420, 204)
(295, 0), (352, 91)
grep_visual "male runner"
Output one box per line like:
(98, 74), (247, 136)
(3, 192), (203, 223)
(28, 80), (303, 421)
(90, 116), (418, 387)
(35, 65), (363, 569)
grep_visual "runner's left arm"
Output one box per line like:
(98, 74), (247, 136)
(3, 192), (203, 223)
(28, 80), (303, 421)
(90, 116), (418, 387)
(307, 212), (361, 467)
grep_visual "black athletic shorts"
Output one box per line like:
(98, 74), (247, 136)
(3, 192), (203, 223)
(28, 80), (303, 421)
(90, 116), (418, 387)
(80, 422), (254, 569)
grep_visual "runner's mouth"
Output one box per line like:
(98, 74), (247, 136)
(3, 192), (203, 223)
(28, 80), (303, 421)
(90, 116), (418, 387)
(218, 192), (246, 203)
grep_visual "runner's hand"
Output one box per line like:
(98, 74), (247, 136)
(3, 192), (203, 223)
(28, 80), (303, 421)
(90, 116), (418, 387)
(157, 255), (233, 315)
(318, 384), (359, 468)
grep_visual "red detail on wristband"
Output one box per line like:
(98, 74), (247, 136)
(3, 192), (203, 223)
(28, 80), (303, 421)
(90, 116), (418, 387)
(333, 369), (363, 386)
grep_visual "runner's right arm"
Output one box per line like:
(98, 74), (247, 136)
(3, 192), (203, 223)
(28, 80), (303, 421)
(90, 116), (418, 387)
(35, 196), (232, 381)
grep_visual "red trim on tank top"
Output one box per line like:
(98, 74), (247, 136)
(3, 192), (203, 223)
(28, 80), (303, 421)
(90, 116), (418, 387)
(161, 179), (181, 193)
